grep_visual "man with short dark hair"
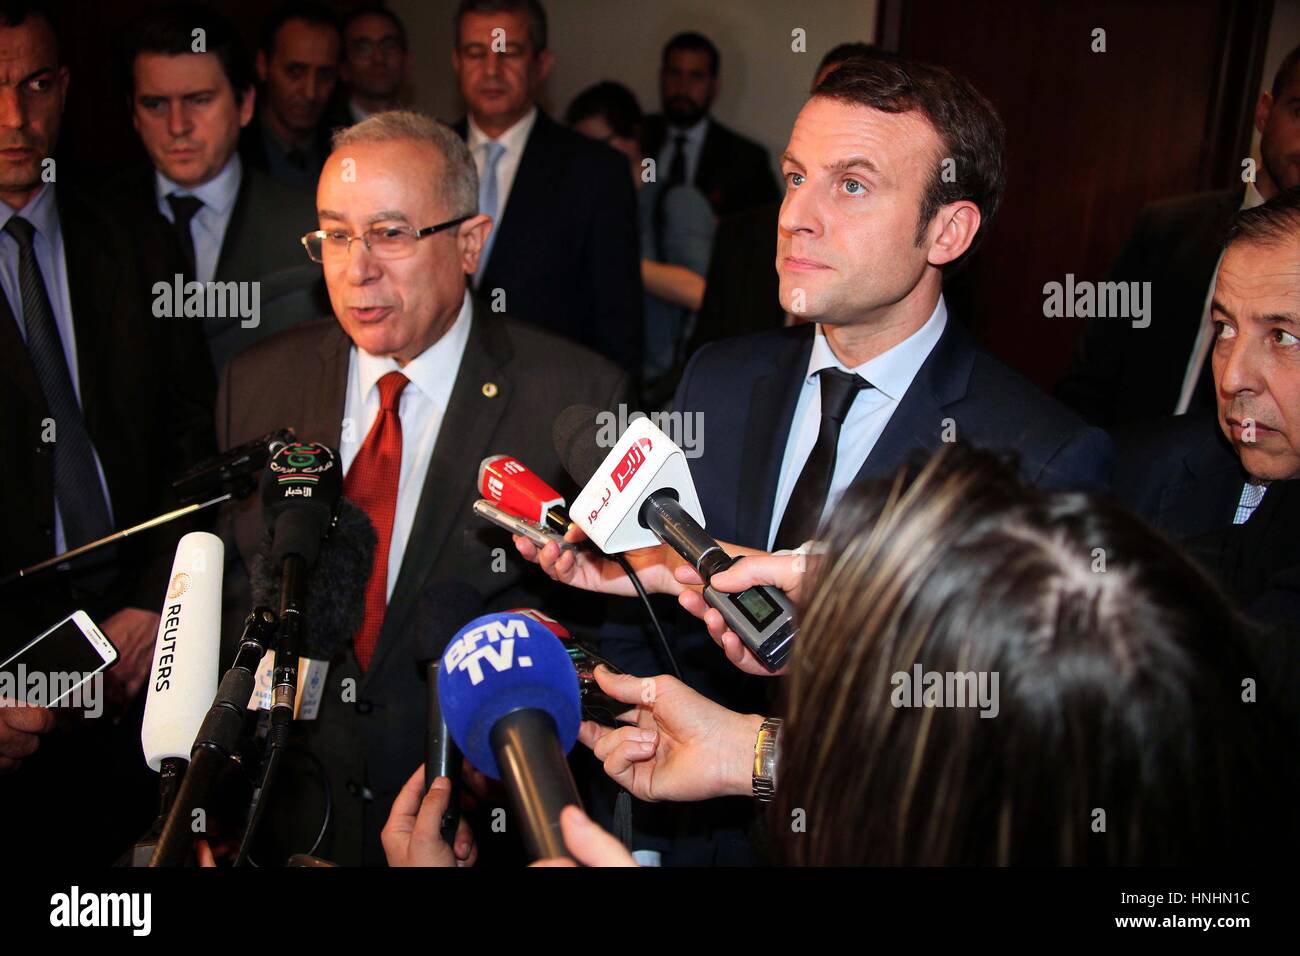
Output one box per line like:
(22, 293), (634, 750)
(448, 0), (643, 374)
(1117, 186), (1300, 633)
(640, 31), (779, 218)
(241, 1), (342, 189)
(116, 3), (324, 374)
(1057, 43), (1300, 428)
(339, 3), (407, 123)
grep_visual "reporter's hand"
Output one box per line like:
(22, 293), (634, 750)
(512, 525), (685, 597)
(675, 550), (812, 676)
(101, 607), (162, 705)
(529, 805), (638, 867)
(578, 667), (760, 803)
(0, 701), (55, 773)
(381, 766), (478, 867)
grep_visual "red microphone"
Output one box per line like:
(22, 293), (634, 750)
(477, 455), (573, 534)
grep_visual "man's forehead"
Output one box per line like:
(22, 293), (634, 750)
(320, 141), (442, 206)
(134, 52), (224, 91)
(1219, 240), (1300, 299)
(348, 14), (399, 42)
(786, 97), (940, 172)
(0, 22), (57, 76)
(459, 10), (530, 43)
(275, 19), (340, 59)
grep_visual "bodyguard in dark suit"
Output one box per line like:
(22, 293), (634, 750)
(1057, 43), (1300, 428)
(0, 7), (215, 864)
(120, 4), (324, 376)
(216, 112), (629, 865)
(450, 0), (643, 374)
(641, 32), (779, 218)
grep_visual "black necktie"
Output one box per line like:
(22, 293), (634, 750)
(667, 134), (688, 186)
(774, 368), (870, 550)
(166, 193), (203, 279)
(5, 216), (114, 560)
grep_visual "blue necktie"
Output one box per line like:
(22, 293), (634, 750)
(474, 140), (506, 287)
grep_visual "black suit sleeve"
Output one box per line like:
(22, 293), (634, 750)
(581, 151), (645, 374)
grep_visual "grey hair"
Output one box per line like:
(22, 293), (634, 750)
(331, 110), (479, 218)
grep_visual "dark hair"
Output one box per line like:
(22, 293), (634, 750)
(342, 3), (407, 52)
(815, 41), (888, 79)
(1225, 184), (1300, 250)
(772, 444), (1295, 865)
(662, 31), (718, 77)
(0, 0), (60, 62)
(1272, 42), (1300, 99)
(122, 4), (253, 102)
(454, 0), (547, 53)
(259, 1), (341, 58)
(564, 81), (642, 140)
(813, 55), (1006, 268)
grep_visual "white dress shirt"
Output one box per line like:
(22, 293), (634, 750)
(1175, 181), (1266, 414)
(655, 115), (708, 186)
(467, 106), (538, 229)
(767, 297), (948, 549)
(340, 292), (473, 599)
(154, 153), (243, 284)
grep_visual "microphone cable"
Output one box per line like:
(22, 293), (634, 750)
(613, 554), (681, 681)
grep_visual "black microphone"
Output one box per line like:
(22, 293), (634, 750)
(554, 405), (798, 671)
(172, 428), (295, 505)
(411, 584), (487, 846)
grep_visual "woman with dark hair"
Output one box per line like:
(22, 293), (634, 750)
(559, 445), (1294, 865)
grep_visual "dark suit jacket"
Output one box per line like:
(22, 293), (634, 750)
(0, 185), (216, 865)
(109, 162), (326, 376)
(215, 299), (630, 864)
(453, 110), (644, 374)
(642, 115), (780, 217)
(1055, 189), (1241, 428)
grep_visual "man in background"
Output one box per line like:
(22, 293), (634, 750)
(338, 3), (408, 123)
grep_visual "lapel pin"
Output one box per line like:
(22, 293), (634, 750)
(482, 382), (498, 398)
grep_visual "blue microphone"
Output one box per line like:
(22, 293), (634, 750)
(439, 612), (584, 860)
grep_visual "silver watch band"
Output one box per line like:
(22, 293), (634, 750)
(752, 717), (782, 802)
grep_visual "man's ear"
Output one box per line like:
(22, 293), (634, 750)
(56, 65), (69, 114)
(256, 49), (269, 83)
(1254, 90), (1273, 136)
(458, 213), (493, 275)
(925, 200), (981, 268)
(238, 85), (256, 128)
(534, 48), (554, 85)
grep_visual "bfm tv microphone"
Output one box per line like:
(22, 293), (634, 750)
(412, 584), (488, 847)
(131, 531), (224, 866)
(554, 405), (798, 671)
(438, 612), (583, 861)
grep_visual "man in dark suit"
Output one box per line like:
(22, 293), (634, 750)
(641, 32), (779, 219)
(449, 0), (643, 374)
(0, 4), (215, 863)
(240, 1), (341, 190)
(118, 4), (325, 376)
(1056, 43), (1300, 429)
(216, 111), (629, 865)
(1116, 188), (1300, 631)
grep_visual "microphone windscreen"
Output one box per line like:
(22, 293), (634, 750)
(249, 497), (377, 660)
(438, 612), (581, 779)
(412, 582), (487, 668)
(142, 532), (224, 771)
(552, 404), (609, 487)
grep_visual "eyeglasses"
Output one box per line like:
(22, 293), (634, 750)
(349, 36), (404, 59)
(301, 215), (472, 263)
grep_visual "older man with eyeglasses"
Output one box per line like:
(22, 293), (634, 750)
(213, 110), (630, 866)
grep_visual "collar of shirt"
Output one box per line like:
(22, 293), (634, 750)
(806, 295), (949, 402)
(0, 181), (60, 241)
(665, 115), (709, 147)
(156, 152), (242, 218)
(1243, 181), (1266, 211)
(351, 290), (473, 415)
(350, 97), (372, 124)
(467, 105), (538, 158)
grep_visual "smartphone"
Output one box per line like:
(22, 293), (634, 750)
(473, 498), (574, 551)
(0, 610), (118, 707)
(562, 637), (629, 727)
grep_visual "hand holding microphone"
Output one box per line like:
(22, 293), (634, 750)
(381, 767), (478, 868)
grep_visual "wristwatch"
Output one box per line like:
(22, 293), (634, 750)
(752, 717), (783, 802)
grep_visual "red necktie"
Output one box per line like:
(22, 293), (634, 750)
(345, 371), (408, 671)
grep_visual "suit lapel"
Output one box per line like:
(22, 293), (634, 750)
(214, 164), (252, 282)
(482, 112), (552, 287)
(1157, 427), (1243, 537)
(0, 278), (43, 412)
(734, 328), (810, 547)
(852, 316), (974, 484)
(57, 190), (114, 429)
(363, 303), (511, 684)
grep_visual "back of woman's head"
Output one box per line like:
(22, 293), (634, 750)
(773, 444), (1293, 865)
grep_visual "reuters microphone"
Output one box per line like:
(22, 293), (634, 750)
(555, 405), (797, 671)
(438, 612), (583, 861)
